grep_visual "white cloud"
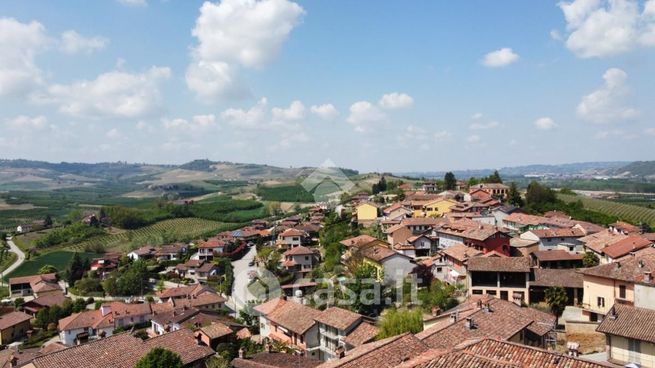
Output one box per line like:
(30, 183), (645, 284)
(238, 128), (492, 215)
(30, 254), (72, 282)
(5, 115), (47, 130)
(46, 66), (171, 119)
(106, 128), (122, 139)
(346, 101), (386, 132)
(186, 0), (304, 100)
(117, 0), (147, 7)
(471, 112), (483, 120)
(60, 30), (108, 54)
(550, 29), (563, 41)
(645, 127), (655, 136)
(163, 114), (218, 133)
(534, 117), (558, 130)
(378, 92), (414, 109)
(310, 104), (339, 120)
(577, 68), (638, 123)
(558, 0), (655, 58)
(469, 120), (500, 130)
(272, 100), (305, 121)
(467, 135), (481, 143)
(481, 47), (519, 67)
(433, 130), (453, 141)
(221, 98), (268, 129)
(0, 18), (50, 97)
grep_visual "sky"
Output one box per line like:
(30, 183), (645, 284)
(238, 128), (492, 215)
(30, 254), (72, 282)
(1, 0), (654, 173)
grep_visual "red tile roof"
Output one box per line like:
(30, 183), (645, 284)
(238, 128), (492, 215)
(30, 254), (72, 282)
(0, 311), (31, 330)
(597, 303), (655, 343)
(467, 256), (531, 272)
(532, 250), (583, 262)
(314, 307), (362, 331)
(602, 235), (652, 259)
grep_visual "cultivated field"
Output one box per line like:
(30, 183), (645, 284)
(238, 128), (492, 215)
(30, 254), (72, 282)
(70, 218), (240, 252)
(5, 251), (101, 280)
(559, 194), (655, 226)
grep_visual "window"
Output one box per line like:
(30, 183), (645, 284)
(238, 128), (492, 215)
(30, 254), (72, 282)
(597, 297), (605, 308)
(628, 338), (641, 353)
(436, 267), (443, 273)
(619, 285), (626, 299)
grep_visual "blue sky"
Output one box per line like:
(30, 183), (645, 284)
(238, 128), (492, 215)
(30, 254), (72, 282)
(1, 0), (654, 172)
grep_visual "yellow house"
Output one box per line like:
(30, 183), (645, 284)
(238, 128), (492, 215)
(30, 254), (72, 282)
(0, 311), (32, 345)
(356, 202), (379, 224)
(597, 303), (655, 368)
(580, 259), (639, 321)
(421, 198), (458, 218)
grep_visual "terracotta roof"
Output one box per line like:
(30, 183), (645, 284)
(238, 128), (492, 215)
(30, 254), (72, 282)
(198, 238), (226, 249)
(527, 228), (585, 238)
(158, 283), (209, 299)
(459, 338), (610, 368)
(532, 250), (583, 262)
(437, 221), (504, 242)
(284, 245), (315, 256)
(610, 221), (641, 234)
(401, 218), (444, 227)
(531, 268), (584, 289)
(8, 273), (57, 286)
(280, 228), (306, 237)
(580, 253), (655, 284)
(25, 291), (69, 308)
(198, 321), (233, 339)
(359, 244), (405, 263)
(467, 256), (531, 272)
(256, 298), (321, 335)
(0, 311), (31, 330)
(509, 238), (539, 248)
(579, 231), (627, 253)
(315, 307), (362, 331)
(233, 352), (321, 368)
(151, 307), (199, 326)
(382, 203), (404, 215)
(441, 243), (482, 263)
(342, 322), (379, 347)
(58, 309), (114, 331)
(597, 303), (655, 343)
(503, 213), (549, 226)
(30, 329), (213, 368)
(602, 235), (652, 259)
(340, 235), (378, 248)
(316, 333), (430, 368)
(417, 297), (555, 349)
(398, 349), (515, 368)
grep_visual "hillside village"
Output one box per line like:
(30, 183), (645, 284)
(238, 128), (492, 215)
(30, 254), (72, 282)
(0, 175), (654, 368)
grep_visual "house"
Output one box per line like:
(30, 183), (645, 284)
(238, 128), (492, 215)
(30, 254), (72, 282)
(157, 284), (225, 310)
(89, 254), (120, 278)
(58, 308), (115, 345)
(339, 235), (388, 264)
(355, 202), (379, 225)
(432, 243), (482, 285)
(529, 268), (584, 306)
(469, 183), (510, 199)
(26, 329), (214, 368)
(597, 303), (655, 367)
(155, 243), (188, 261)
(436, 220), (511, 256)
(22, 292), (70, 316)
(610, 221), (641, 235)
(579, 230), (627, 262)
(357, 244), (415, 283)
(519, 228), (585, 252)
(502, 213), (550, 233)
(0, 311), (32, 345)
(509, 237), (539, 257)
(530, 249), (583, 269)
(467, 256), (532, 304)
(417, 296), (555, 349)
(255, 297), (322, 359)
(276, 228), (308, 250)
(8, 273), (61, 298)
(150, 306), (201, 335)
(127, 246), (156, 261)
(194, 321), (235, 350)
(197, 237), (226, 261)
(282, 245), (318, 277)
(382, 203), (412, 221)
(16, 224), (33, 233)
(314, 307), (378, 361)
(418, 198), (458, 218)
(491, 205), (520, 227)
(233, 350), (321, 368)
(599, 235), (653, 264)
(579, 253), (655, 322)
(175, 259), (218, 281)
(393, 233), (434, 258)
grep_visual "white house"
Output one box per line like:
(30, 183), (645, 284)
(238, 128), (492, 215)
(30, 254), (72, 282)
(519, 228), (585, 252)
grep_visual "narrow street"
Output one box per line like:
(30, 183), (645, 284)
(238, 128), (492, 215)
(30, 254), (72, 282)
(2, 236), (26, 281)
(226, 245), (258, 316)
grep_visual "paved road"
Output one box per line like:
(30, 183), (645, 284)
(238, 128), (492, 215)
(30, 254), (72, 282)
(2, 236), (26, 279)
(227, 245), (258, 315)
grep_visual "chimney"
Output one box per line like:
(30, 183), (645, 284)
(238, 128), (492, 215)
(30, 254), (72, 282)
(335, 346), (345, 358)
(512, 293), (523, 307)
(483, 302), (491, 313)
(615, 262), (622, 270)
(431, 307), (440, 317)
(476, 300), (483, 309)
(645, 271), (652, 283)
(449, 311), (459, 324)
(465, 317), (474, 330)
(639, 260), (645, 268)
(265, 341), (273, 353)
(238, 347), (246, 359)
(195, 334), (202, 346)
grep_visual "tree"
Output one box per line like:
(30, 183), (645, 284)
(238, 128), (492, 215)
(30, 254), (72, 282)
(545, 287), (568, 324)
(135, 348), (183, 368)
(14, 297), (25, 309)
(65, 252), (86, 285)
(487, 170), (503, 184)
(507, 182), (524, 207)
(444, 172), (456, 191)
(582, 252), (600, 267)
(44, 215), (53, 228)
(377, 308), (423, 339)
(525, 181), (556, 210)
(39, 264), (58, 275)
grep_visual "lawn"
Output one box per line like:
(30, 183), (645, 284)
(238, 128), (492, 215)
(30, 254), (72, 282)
(5, 251), (102, 280)
(0, 252), (17, 273)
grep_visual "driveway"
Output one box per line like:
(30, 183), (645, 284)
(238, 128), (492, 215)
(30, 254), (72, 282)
(226, 245), (258, 315)
(3, 236), (26, 279)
